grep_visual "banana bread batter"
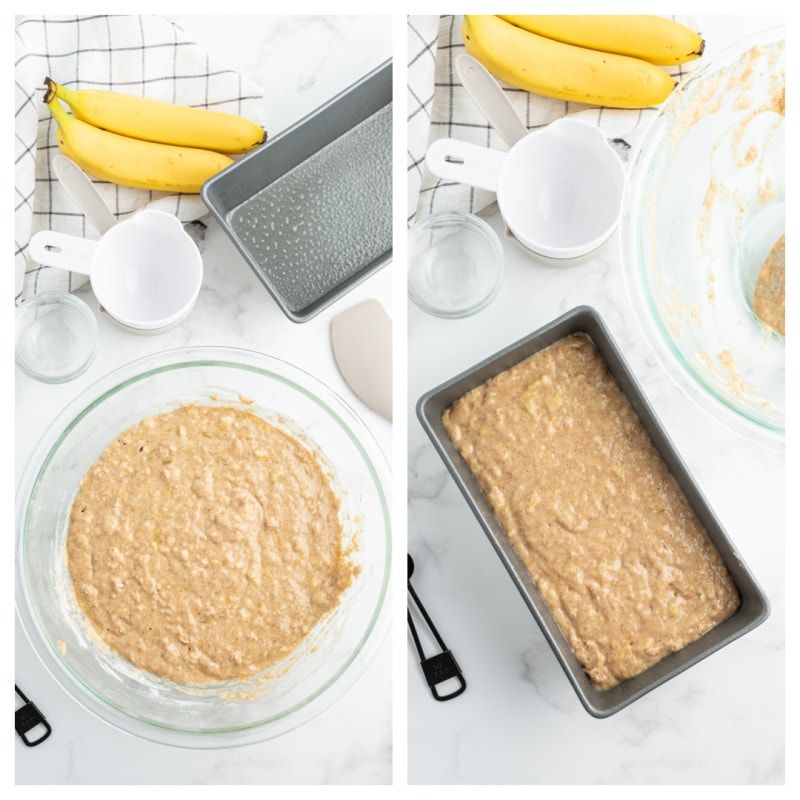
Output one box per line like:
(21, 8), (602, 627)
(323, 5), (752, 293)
(753, 233), (785, 336)
(67, 403), (357, 685)
(442, 333), (740, 690)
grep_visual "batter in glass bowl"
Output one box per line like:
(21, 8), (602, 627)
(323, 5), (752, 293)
(67, 403), (358, 685)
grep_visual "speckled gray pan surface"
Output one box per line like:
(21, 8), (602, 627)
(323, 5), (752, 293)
(202, 60), (392, 323)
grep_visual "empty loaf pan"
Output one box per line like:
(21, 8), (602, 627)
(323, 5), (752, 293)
(202, 60), (392, 323)
(417, 305), (769, 717)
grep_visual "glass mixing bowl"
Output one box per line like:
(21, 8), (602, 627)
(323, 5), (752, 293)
(622, 26), (785, 446)
(16, 346), (391, 748)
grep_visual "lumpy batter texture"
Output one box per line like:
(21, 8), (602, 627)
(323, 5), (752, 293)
(67, 404), (357, 685)
(442, 334), (741, 690)
(753, 233), (785, 337)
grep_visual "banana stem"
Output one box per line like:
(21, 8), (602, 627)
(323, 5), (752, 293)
(43, 76), (59, 105)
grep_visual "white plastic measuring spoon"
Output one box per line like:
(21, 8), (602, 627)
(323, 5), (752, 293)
(455, 54), (528, 148)
(52, 155), (117, 235)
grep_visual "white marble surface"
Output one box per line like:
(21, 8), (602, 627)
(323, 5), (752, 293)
(407, 16), (786, 786)
(15, 15), (393, 785)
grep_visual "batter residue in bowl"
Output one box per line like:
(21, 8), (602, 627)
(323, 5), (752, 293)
(442, 334), (741, 690)
(753, 233), (785, 336)
(67, 403), (358, 685)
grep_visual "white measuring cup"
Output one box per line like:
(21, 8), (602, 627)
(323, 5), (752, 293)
(29, 209), (203, 332)
(425, 117), (626, 260)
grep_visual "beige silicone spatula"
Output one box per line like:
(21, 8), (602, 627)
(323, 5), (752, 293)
(331, 299), (392, 420)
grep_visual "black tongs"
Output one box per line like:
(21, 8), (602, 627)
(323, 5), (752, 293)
(407, 554), (466, 701)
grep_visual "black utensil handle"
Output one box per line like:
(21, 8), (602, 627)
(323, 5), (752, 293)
(15, 685), (52, 747)
(408, 583), (447, 651)
(421, 650), (467, 701)
(408, 584), (466, 701)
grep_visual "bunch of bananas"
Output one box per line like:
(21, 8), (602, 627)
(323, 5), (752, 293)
(462, 15), (705, 109)
(43, 77), (266, 193)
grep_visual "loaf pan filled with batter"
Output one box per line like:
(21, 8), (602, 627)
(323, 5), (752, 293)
(417, 305), (769, 717)
(202, 60), (392, 323)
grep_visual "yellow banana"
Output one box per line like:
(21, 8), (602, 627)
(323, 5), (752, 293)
(45, 77), (265, 154)
(498, 15), (704, 66)
(45, 93), (233, 193)
(462, 15), (676, 109)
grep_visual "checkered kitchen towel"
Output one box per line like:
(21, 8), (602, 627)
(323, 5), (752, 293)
(15, 15), (264, 302)
(407, 14), (702, 227)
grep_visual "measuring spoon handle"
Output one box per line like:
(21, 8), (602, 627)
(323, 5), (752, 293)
(425, 137), (506, 193)
(29, 230), (96, 276)
(52, 154), (117, 236)
(407, 564), (467, 702)
(455, 54), (528, 148)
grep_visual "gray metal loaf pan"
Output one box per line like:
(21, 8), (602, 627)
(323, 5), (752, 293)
(201, 59), (392, 323)
(417, 305), (769, 717)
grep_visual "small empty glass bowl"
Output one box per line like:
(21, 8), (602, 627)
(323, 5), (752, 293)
(15, 291), (98, 383)
(408, 211), (503, 318)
